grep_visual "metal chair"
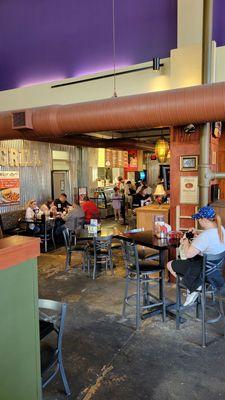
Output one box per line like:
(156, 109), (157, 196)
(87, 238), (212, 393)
(90, 235), (113, 279)
(121, 240), (166, 330)
(40, 217), (56, 252)
(176, 251), (225, 347)
(39, 299), (71, 397)
(62, 227), (89, 272)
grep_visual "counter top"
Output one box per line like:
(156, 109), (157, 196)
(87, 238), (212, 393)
(0, 236), (40, 271)
(135, 204), (170, 212)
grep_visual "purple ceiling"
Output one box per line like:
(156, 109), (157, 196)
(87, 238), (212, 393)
(0, 0), (177, 91)
(0, 0), (224, 92)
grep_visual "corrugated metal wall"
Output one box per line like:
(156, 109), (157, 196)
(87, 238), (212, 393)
(0, 140), (80, 213)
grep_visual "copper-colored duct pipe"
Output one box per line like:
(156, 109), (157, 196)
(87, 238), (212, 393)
(1, 82), (225, 140)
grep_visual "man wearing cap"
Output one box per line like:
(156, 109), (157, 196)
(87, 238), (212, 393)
(167, 206), (225, 306)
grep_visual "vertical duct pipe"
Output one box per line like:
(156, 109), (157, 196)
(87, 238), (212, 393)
(199, 0), (214, 206)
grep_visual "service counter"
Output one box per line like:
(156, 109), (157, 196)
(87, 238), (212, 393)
(0, 236), (41, 400)
(136, 204), (170, 231)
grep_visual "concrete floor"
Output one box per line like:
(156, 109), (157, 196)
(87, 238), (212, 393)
(39, 221), (225, 400)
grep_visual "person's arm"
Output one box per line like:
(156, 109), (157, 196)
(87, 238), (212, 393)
(181, 238), (200, 258)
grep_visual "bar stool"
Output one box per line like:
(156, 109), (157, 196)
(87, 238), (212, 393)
(176, 251), (225, 347)
(121, 240), (166, 330)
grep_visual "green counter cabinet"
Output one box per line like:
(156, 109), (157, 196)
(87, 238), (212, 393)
(0, 236), (42, 400)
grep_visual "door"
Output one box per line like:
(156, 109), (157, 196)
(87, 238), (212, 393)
(51, 171), (70, 200)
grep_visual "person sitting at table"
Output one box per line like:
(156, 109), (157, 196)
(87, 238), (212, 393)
(166, 206), (225, 307)
(132, 186), (152, 208)
(81, 196), (100, 224)
(40, 199), (57, 217)
(25, 199), (40, 235)
(54, 193), (71, 212)
(63, 202), (85, 232)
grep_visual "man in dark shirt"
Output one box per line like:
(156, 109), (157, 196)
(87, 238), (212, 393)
(54, 193), (71, 212)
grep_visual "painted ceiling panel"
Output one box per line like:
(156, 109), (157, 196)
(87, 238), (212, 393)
(0, 0), (177, 91)
(0, 0), (224, 92)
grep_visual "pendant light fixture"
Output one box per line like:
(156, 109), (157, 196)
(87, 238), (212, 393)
(155, 137), (169, 163)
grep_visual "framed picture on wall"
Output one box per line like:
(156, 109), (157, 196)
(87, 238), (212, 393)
(180, 156), (198, 171)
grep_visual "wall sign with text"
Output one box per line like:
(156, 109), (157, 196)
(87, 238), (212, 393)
(180, 176), (199, 204)
(0, 171), (20, 205)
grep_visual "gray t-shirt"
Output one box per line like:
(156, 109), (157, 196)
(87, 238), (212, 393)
(192, 227), (225, 255)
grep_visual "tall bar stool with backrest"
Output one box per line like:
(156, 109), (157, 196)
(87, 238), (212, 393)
(121, 240), (166, 330)
(62, 228), (90, 272)
(39, 299), (71, 397)
(176, 250), (225, 347)
(90, 235), (113, 279)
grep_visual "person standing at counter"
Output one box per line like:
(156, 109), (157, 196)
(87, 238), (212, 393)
(54, 193), (71, 212)
(112, 187), (122, 221)
(81, 196), (100, 224)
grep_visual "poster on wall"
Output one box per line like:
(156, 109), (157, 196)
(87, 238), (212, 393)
(78, 187), (87, 204)
(180, 176), (199, 204)
(127, 150), (138, 170)
(0, 171), (20, 205)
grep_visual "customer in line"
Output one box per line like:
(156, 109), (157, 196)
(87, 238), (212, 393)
(167, 206), (225, 306)
(25, 199), (40, 235)
(54, 193), (71, 212)
(112, 187), (122, 221)
(81, 196), (100, 224)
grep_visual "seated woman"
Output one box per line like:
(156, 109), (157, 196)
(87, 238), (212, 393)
(167, 206), (225, 307)
(81, 196), (100, 224)
(25, 199), (40, 235)
(40, 199), (57, 217)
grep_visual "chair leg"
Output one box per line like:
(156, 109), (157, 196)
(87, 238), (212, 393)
(176, 278), (181, 330)
(110, 250), (114, 275)
(58, 355), (71, 396)
(201, 285), (206, 348)
(136, 275), (141, 330)
(93, 255), (97, 279)
(161, 270), (166, 322)
(52, 230), (56, 249)
(122, 274), (129, 320)
(218, 290), (225, 337)
(65, 252), (70, 272)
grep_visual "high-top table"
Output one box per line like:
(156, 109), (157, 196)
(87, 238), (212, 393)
(114, 229), (180, 269)
(0, 236), (41, 400)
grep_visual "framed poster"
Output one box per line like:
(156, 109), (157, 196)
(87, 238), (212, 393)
(180, 156), (198, 171)
(78, 187), (87, 204)
(0, 171), (20, 205)
(180, 176), (199, 204)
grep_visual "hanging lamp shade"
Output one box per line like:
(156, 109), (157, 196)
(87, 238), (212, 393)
(155, 138), (169, 163)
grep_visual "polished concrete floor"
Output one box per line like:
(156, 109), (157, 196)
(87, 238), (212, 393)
(39, 220), (225, 400)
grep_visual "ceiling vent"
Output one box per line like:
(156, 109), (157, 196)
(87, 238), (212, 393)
(12, 110), (33, 130)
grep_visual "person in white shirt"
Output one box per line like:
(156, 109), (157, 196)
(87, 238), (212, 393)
(25, 199), (40, 234)
(167, 206), (225, 306)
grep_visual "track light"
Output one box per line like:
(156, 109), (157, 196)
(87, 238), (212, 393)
(153, 57), (160, 71)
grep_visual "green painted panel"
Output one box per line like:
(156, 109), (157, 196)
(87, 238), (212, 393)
(0, 259), (42, 400)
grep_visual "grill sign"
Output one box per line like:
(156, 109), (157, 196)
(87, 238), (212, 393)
(0, 147), (41, 167)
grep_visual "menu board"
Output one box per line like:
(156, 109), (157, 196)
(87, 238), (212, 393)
(0, 171), (20, 205)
